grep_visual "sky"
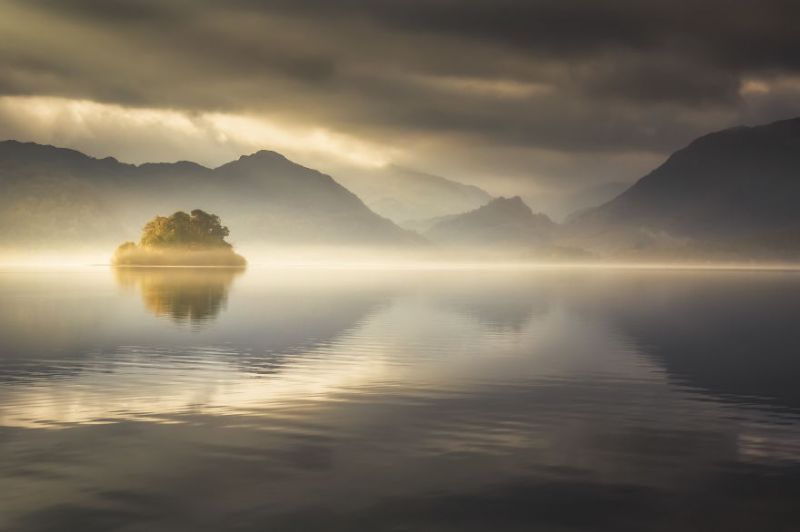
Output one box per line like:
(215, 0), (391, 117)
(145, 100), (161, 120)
(1, 0), (799, 216)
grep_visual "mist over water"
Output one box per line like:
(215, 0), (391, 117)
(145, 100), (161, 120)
(1, 267), (800, 531)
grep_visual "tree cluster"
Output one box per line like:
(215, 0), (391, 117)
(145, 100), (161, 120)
(139, 209), (232, 249)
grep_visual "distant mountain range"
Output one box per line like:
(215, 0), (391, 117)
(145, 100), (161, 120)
(0, 142), (421, 249)
(425, 196), (554, 246)
(2, 116), (800, 260)
(567, 117), (800, 258)
(334, 165), (493, 226)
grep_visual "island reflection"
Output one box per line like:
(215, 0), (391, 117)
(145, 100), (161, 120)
(114, 267), (243, 325)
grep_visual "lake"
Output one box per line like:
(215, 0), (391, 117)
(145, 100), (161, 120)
(1, 267), (799, 531)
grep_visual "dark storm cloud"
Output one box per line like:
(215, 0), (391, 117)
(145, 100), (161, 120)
(1, 0), (799, 196)
(257, 0), (800, 69)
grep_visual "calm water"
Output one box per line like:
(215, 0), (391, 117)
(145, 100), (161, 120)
(1, 267), (800, 531)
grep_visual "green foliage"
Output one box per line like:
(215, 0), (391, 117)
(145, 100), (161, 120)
(139, 209), (231, 249)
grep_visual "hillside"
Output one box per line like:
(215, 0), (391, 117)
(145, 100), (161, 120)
(0, 142), (421, 250)
(334, 165), (492, 225)
(425, 196), (556, 247)
(568, 117), (800, 258)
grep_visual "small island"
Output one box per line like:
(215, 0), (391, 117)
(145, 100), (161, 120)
(112, 209), (246, 267)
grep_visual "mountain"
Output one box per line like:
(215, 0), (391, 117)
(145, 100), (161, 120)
(425, 196), (556, 247)
(0, 141), (421, 250)
(568, 117), (800, 258)
(559, 181), (631, 222)
(333, 165), (493, 226)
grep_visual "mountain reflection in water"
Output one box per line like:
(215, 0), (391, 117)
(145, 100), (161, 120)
(0, 267), (799, 532)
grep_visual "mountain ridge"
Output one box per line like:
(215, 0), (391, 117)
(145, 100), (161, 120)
(0, 141), (422, 249)
(334, 164), (493, 225)
(425, 196), (555, 247)
(566, 117), (800, 257)
(4, 116), (800, 259)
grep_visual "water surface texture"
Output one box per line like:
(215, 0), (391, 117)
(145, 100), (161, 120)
(1, 268), (799, 531)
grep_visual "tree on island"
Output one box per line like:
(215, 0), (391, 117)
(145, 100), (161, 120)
(113, 210), (246, 266)
(140, 210), (231, 248)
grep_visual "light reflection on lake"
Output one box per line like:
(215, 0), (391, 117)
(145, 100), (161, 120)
(0, 267), (799, 531)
